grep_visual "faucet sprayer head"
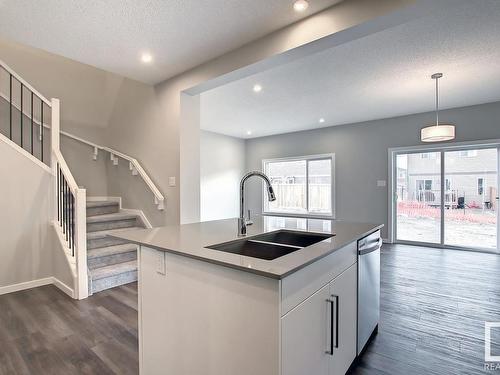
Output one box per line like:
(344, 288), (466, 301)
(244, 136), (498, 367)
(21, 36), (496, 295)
(267, 186), (276, 201)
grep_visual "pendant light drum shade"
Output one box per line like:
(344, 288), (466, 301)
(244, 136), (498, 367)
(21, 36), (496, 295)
(421, 124), (455, 142)
(420, 73), (455, 142)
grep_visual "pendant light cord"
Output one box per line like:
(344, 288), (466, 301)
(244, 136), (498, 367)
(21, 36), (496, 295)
(435, 75), (439, 127)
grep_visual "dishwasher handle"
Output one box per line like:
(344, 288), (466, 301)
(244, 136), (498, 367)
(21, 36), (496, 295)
(358, 238), (382, 255)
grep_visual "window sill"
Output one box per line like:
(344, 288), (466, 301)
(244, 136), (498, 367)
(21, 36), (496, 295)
(262, 212), (335, 220)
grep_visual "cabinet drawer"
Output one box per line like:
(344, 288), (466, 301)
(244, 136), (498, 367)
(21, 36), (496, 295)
(280, 241), (357, 316)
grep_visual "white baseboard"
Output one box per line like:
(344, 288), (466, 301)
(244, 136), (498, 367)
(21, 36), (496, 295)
(52, 277), (75, 298)
(0, 277), (53, 296)
(0, 276), (75, 298)
(121, 208), (153, 228)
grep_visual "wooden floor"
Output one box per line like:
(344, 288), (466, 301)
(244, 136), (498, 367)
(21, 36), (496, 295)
(352, 244), (500, 375)
(0, 282), (138, 375)
(0, 244), (499, 374)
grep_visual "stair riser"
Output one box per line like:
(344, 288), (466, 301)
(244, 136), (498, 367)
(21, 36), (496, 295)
(87, 236), (130, 250)
(86, 204), (119, 217)
(88, 251), (137, 269)
(91, 270), (138, 293)
(87, 218), (137, 233)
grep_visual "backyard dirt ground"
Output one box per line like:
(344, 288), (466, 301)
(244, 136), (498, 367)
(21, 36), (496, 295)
(397, 215), (497, 249)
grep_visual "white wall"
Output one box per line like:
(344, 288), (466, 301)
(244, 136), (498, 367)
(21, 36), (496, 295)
(200, 130), (245, 221)
(245, 101), (500, 239)
(0, 135), (54, 292)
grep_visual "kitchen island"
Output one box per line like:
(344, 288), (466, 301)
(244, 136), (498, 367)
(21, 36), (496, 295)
(112, 216), (382, 375)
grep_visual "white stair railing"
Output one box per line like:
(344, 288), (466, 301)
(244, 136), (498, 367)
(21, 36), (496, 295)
(0, 60), (88, 299)
(51, 99), (88, 299)
(1, 59), (165, 211)
(0, 59), (51, 164)
(58, 130), (165, 210)
(1, 59), (88, 299)
(1, 58), (164, 299)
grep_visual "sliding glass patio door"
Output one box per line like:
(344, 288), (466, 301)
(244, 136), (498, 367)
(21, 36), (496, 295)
(395, 151), (442, 244)
(394, 145), (499, 252)
(444, 148), (498, 250)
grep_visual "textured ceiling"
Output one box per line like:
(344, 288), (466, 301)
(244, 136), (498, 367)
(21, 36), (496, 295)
(200, 0), (500, 139)
(0, 0), (342, 84)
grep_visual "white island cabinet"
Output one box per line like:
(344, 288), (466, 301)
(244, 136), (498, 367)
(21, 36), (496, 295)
(138, 240), (360, 375)
(111, 217), (382, 375)
(281, 242), (357, 375)
(282, 264), (357, 375)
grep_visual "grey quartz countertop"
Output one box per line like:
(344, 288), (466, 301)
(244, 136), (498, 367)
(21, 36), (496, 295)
(110, 216), (383, 279)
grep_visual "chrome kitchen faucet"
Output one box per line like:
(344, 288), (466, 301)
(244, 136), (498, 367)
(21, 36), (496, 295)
(238, 171), (276, 236)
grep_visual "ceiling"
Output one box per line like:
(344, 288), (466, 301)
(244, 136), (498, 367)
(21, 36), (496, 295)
(200, 0), (500, 139)
(0, 0), (342, 84)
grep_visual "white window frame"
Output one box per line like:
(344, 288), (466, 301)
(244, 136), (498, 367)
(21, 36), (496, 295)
(388, 138), (500, 253)
(261, 153), (335, 219)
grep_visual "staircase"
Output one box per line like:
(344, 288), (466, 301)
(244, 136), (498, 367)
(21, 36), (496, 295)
(1, 59), (164, 299)
(86, 200), (144, 294)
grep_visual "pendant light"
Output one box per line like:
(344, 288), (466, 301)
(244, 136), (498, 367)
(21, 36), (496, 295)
(421, 73), (455, 142)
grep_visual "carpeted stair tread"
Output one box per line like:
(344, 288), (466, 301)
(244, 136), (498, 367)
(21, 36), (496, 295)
(86, 212), (137, 224)
(88, 243), (138, 260)
(90, 260), (137, 281)
(85, 198), (142, 293)
(86, 200), (119, 208)
(87, 227), (142, 240)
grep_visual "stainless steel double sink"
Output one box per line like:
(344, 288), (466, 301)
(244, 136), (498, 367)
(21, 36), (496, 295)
(206, 230), (334, 260)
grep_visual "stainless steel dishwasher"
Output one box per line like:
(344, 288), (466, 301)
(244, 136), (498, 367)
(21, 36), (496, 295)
(357, 230), (381, 355)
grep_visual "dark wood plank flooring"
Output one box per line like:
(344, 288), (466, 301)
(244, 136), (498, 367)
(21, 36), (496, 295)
(0, 244), (499, 374)
(0, 282), (138, 375)
(352, 244), (500, 375)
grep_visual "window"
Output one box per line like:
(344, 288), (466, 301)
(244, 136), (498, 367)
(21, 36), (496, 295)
(421, 153), (438, 159)
(445, 178), (451, 191)
(478, 178), (484, 195)
(416, 179), (433, 191)
(263, 155), (334, 217)
(459, 150), (478, 158)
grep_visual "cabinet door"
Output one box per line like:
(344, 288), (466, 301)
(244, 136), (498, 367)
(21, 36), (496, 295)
(282, 283), (330, 375)
(328, 264), (357, 375)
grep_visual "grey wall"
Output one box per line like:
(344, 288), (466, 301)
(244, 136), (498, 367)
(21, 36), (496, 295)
(0, 37), (169, 223)
(200, 130), (246, 221)
(245, 101), (500, 238)
(60, 136), (109, 196)
(0, 138), (53, 290)
(0, 0), (416, 226)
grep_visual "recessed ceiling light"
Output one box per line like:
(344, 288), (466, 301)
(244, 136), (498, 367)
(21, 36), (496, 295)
(141, 53), (153, 63)
(293, 0), (309, 12)
(253, 84), (262, 93)
(246, 130), (252, 135)
(319, 118), (325, 123)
